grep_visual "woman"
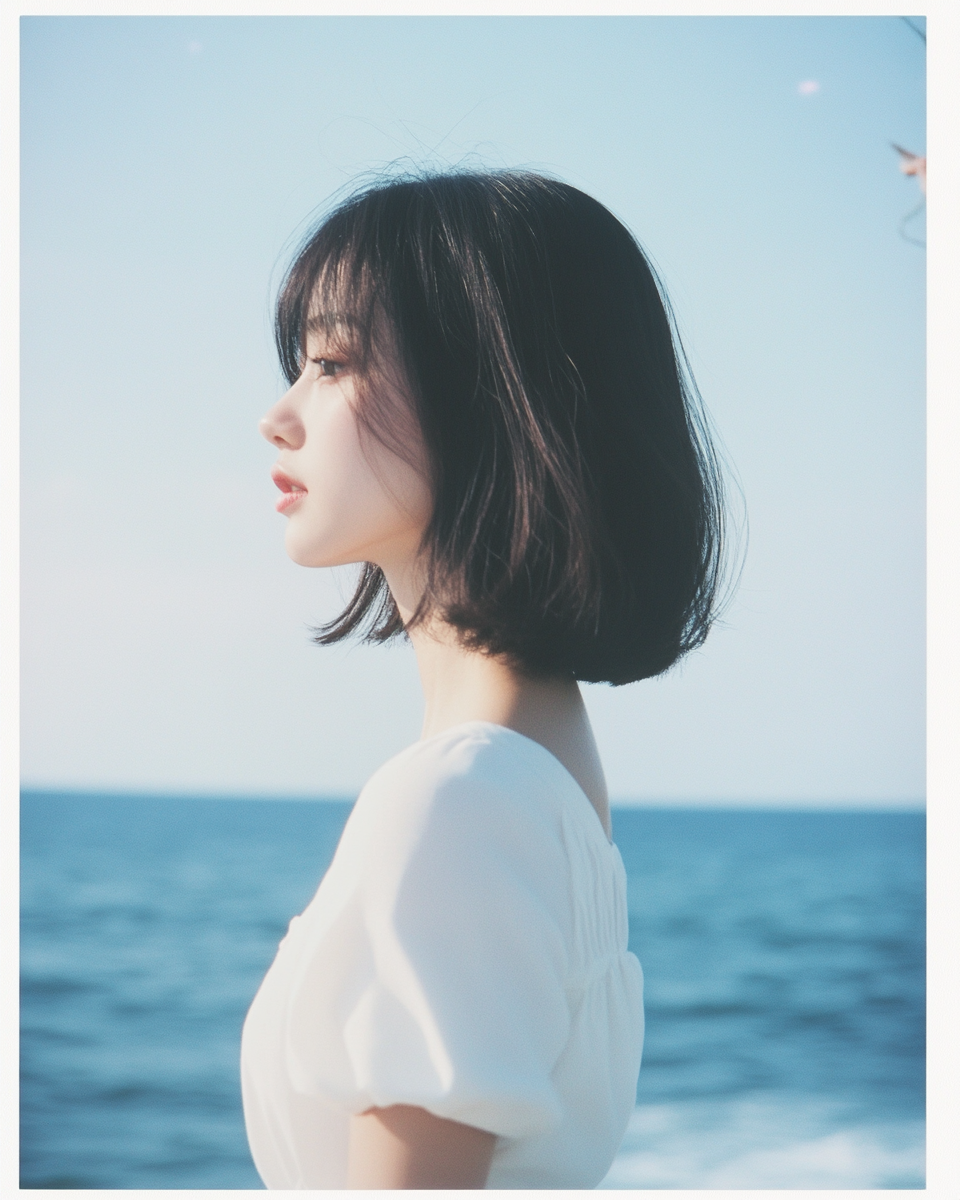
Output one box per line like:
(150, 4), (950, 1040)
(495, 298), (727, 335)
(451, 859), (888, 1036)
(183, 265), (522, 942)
(242, 169), (726, 1189)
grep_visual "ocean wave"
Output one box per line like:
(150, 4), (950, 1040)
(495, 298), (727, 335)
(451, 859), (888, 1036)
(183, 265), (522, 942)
(600, 1093), (925, 1189)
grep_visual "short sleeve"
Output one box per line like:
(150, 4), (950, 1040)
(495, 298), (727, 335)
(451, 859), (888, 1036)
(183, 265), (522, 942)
(281, 733), (574, 1139)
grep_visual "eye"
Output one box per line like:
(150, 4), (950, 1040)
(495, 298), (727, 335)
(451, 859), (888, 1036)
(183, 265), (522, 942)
(309, 357), (343, 378)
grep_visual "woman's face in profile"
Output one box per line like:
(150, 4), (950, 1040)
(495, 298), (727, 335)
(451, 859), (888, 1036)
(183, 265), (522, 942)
(259, 326), (432, 573)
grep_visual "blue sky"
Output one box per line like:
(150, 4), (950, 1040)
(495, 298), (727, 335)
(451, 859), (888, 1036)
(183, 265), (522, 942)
(19, 15), (926, 803)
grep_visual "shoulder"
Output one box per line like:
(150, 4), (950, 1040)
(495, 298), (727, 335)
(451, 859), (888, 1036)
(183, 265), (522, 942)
(365, 719), (554, 807)
(343, 722), (572, 903)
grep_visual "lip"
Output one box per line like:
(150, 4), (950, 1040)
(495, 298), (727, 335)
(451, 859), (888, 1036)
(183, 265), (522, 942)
(271, 466), (307, 514)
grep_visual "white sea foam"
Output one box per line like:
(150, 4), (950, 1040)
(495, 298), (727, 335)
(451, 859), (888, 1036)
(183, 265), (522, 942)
(600, 1094), (925, 1189)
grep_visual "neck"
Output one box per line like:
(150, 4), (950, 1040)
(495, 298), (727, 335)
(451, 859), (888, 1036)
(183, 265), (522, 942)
(409, 620), (585, 741)
(384, 567), (611, 837)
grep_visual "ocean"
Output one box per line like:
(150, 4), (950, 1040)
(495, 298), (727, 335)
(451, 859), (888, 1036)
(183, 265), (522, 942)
(20, 793), (925, 1189)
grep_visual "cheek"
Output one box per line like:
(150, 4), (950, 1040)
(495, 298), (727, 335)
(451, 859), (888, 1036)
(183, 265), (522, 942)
(318, 406), (378, 504)
(365, 435), (434, 529)
(288, 396), (431, 566)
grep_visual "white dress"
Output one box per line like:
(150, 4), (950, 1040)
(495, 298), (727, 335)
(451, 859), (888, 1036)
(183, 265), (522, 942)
(241, 721), (644, 1189)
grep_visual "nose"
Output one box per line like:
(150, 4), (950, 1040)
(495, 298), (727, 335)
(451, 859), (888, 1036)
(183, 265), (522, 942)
(259, 385), (305, 450)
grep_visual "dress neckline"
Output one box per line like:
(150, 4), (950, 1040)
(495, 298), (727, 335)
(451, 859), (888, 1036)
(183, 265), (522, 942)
(417, 719), (615, 848)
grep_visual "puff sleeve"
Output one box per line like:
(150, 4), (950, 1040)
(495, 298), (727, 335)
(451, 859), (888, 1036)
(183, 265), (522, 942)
(280, 734), (575, 1140)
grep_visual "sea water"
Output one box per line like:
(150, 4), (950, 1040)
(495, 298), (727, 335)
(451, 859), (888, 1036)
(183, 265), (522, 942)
(20, 794), (924, 1189)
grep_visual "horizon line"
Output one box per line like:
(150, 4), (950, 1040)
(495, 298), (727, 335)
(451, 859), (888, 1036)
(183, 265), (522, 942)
(18, 784), (926, 813)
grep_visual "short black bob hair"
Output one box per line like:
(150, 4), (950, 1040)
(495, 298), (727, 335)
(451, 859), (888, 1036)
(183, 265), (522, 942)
(275, 169), (728, 686)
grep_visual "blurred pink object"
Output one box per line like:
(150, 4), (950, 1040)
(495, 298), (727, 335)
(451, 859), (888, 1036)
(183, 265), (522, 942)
(892, 144), (926, 195)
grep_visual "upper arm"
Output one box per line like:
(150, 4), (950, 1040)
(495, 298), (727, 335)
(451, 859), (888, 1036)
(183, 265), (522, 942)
(347, 1105), (496, 1189)
(283, 745), (573, 1148)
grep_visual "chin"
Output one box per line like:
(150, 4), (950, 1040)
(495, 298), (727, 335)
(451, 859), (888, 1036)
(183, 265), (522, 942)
(283, 530), (359, 570)
(284, 531), (324, 568)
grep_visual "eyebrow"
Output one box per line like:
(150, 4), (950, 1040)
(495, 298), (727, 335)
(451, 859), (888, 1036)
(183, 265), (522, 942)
(304, 312), (359, 335)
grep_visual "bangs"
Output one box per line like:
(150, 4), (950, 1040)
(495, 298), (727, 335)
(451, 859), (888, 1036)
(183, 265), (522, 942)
(275, 216), (383, 387)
